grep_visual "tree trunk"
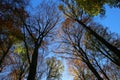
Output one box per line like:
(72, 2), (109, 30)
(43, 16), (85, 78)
(85, 60), (103, 80)
(0, 46), (11, 71)
(27, 46), (38, 80)
(77, 46), (103, 80)
(76, 19), (120, 59)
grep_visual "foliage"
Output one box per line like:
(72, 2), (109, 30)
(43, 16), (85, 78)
(68, 59), (94, 80)
(60, 0), (120, 16)
(0, 0), (28, 73)
(76, 0), (120, 16)
(56, 15), (120, 79)
(46, 57), (64, 80)
(14, 43), (27, 61)
(76, 0), (105, 16)
(0, 0), (120, 80)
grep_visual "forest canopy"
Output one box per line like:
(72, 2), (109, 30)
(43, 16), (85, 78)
(0, 0), (120, 80)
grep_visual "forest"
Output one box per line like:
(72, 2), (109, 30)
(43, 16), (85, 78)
(0, 0), (120, 80)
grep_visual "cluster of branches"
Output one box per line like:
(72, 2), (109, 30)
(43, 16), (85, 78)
(0, 0), (120, 80)
(56, 0), (120, 80)
(0, 0), (64, 80)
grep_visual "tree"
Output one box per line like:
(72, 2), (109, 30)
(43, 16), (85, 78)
(83, 25), (120, 67)
(57, 20), (103, 80)
(46, 57), (64, 80)
(68, 59), (95, 80)
(0, 0), (28, 71)
(23, 1), (61, 80)
(59, 0), (120, 65)
(56, 17), (120, 79)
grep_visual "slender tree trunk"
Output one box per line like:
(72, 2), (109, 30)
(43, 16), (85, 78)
(94, 58), (109, 80)
(95, 43), (120, 66)
(0, 45), (11, 70)
(76, 19), (120, 59)
(85, 60), (103, 80)
(76, 46), (103, 80)
(83, 53), (103, 80)
(27, 46), (38, 80)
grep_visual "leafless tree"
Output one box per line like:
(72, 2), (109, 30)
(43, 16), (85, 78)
(22, 0), (61, 80)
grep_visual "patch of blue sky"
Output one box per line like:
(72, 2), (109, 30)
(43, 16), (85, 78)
(94, 5), (120, 34)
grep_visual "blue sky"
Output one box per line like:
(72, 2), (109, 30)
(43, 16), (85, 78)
(30, 0), (120, 34)
(61, 5), (120, 80)
(30, 1), (120, 80)
(94, 5), (120, 34)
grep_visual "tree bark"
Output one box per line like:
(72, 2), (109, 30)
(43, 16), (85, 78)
(27, 46), (38, 80)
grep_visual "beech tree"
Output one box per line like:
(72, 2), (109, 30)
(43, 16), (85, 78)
(0, 0), (120, 80)
(57, 20), (103, 80)
(59, 0), (120, 65)
(22, 1), (61, 80)
(55, 17), (120, 79)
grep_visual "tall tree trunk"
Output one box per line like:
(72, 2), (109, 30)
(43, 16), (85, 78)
(76, 19), (120, 59)
(76, 46), (103, 80)
(84, 60), (103, 80)
(27, 46), (38, 80)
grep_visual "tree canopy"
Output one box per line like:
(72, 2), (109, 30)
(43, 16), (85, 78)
(0, 0), (120, 80)
(76, 0), (120, 16)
